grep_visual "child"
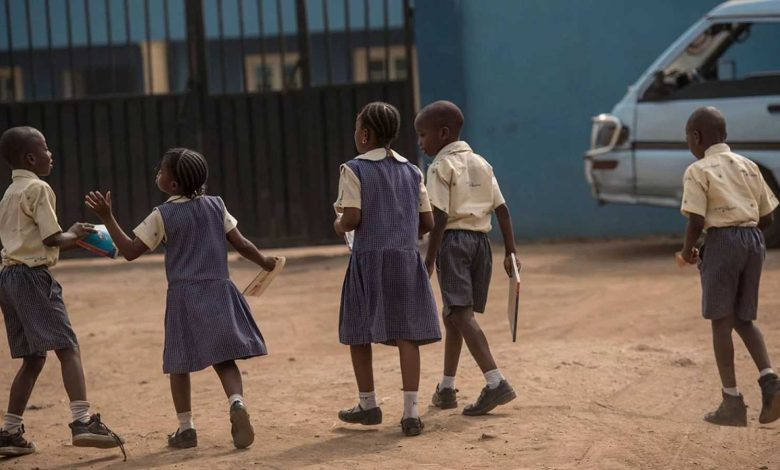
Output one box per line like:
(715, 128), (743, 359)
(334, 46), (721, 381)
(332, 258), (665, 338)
(415, 101), (518, 416)
(84, 147), (276, 449)
(0, 127), (124, 458)
(334, 102), (441, 436)
(679, 106), (780, 426)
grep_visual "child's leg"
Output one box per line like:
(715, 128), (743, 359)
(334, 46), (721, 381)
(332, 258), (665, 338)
(733, 319), (772, 372)
(442, 313), (463, 379)
(213, 360), (243, 399)
(3, 356), (46, 434)
(711, 316), (737, 389)
(54, 347), (87, 402)
(167, 373), (198, 448)
(169, 373), (192, 414)
(448, 306), (497, 374)
(397, 340), (420, 420)
(350, 344), (374, 393)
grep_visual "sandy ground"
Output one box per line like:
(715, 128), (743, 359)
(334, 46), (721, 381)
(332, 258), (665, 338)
(1, 238), (780, 469)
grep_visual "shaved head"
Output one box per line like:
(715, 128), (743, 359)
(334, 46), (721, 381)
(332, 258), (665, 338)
(0, 126), (44, 168)
(686, 106), (727, 142)
(416, 100), (464, 136)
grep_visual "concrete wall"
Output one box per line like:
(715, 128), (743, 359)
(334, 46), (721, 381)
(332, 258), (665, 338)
(416, 0), (723, 239)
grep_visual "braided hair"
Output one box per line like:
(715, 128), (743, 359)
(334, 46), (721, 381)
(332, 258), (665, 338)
(357, 102), (401, 148)
(161, 147), (209, 199)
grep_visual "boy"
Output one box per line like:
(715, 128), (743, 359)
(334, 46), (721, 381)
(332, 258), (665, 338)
(0, 127), (124, 457)
(679, 107), (780, 426)
(416, 101), (518, 415)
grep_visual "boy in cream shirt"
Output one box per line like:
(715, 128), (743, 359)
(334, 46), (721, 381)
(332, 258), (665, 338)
(679, 107), (780, 426)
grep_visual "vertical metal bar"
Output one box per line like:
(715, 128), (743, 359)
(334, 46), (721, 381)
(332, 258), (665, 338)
(105, 0), (115, 94)
(45, 0), (55, 98)
(217, 0), (227, 94)
(363, 0), (370, 82)
(383, 0), (389, 80)
(144, 0), (154, 93)
(294, 0), (310, 88)
(84, 0), (94, 94)
(256, 0), (268, 91)
(65, 0), (76, 97)
(276, 0), (286, 90)
(343, 0), (351, 83)
(402, 0), (414, 88)
(24, 0), (37, 99)
(184, 0), (209, 149)
(123, 0), (132, 93)
(5, 0), (17, 102)
(321, 0), (332, 85)
(237, 0), (247, 93)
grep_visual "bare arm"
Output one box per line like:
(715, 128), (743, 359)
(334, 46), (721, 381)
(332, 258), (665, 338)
(424, 208), (448, 277)
(681, 213), (705, 263)
(334, 207), (361, 236)
(495, 204), (519, 275)
(226, 228), (276, 271)
(42, 222), (95, 250)
(419, 211), (434, 236)
(84, 191), (150, 261)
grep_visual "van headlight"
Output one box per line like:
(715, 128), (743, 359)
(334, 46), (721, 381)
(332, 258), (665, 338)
(587, 114), (629, 157)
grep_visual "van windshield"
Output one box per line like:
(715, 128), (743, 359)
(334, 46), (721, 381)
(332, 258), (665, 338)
(642, 22), (780, 101)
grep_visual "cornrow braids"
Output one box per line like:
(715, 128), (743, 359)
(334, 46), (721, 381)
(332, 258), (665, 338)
(358, 102), (401, 148)
(161, 147), (209, 199)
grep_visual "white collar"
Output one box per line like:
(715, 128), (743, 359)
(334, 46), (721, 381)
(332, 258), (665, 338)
(11, 169), (40, 180)
(356, 148), (408, 162)
(165, 195), (198, 204)
(704, 143), (731, 158)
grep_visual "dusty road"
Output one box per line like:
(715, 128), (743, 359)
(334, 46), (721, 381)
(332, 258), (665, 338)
(1, 238), (779, 469)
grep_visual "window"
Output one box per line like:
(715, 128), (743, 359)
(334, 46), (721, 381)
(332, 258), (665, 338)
(642, 22), (780, 101)
(244, 53), (301, 92)
(353, 46), (414, 83)
(0, 67), (24, 102)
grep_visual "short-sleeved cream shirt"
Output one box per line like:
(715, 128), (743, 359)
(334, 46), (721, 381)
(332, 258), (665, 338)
(425, 141), (505, 233)
(133, 196), (238, 251)
(0, 170), (63, 267)
(334, 148), (432, 213)
(681, 143), (779, 230)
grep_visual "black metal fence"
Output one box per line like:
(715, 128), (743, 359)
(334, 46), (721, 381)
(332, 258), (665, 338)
(0, 0), (416, 247)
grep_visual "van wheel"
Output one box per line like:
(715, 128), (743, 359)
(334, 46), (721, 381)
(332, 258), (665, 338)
(760, 168), (780, 249)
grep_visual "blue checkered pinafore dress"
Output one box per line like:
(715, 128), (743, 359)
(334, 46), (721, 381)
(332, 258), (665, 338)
(158, 196), (267, 374)
(339, 155), (441, 346)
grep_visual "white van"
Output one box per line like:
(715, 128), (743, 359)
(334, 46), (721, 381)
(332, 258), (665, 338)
(585, 0), (780, 245)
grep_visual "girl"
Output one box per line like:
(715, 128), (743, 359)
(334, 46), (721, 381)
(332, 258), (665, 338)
(334, 102), (441, 436)
(85, 148), (277, 450)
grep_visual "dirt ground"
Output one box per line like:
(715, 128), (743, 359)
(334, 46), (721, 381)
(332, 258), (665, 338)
(1, 237), (780, 469)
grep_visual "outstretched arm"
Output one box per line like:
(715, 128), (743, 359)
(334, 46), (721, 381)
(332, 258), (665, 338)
(424, 208), (448, 277)
(226, 227), (276, 271)
(84, 191), (150, 261)
(495, 204), (519, 275)
(42, 222), (96, 250)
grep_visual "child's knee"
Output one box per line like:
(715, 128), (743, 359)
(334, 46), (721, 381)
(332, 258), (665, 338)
(22, 355), (46, 374)
(54, 346), (81, 361)
(734, 319), (754, 333)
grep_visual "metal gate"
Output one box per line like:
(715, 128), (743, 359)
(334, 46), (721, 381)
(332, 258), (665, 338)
(0, 0), (417, 247)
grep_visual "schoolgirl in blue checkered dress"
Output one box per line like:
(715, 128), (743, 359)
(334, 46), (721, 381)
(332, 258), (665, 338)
(334, 102), (441, 437)
(86, 148), (277, 450)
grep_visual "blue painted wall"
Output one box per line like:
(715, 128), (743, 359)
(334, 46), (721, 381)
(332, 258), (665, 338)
(416, 0), (723, 239)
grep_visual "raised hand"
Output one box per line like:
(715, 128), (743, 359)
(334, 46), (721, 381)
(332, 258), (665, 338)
(85, 191), (113, 221)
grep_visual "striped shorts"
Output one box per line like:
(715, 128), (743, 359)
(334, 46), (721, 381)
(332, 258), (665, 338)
(698, 226), (765, 321)
(0, 265), (78, 358)
(436, 230), (493, 316)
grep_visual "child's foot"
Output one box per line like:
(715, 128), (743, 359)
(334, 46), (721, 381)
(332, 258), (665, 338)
(704, 392), (747, 427)
(337, 405), (382, 425)
(758, 373), (780, 424)
(70, 414), (125, 449)
(230, 401), (255, 449)
(431, 385), (458, 409)
(167, 428), (198, 449)
(0, 426), (36, 456)
(462, 380), (517, 416)
(400, 417), (424, 437)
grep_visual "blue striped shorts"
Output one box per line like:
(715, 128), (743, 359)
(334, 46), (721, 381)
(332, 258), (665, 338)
(436, 230), (493, 315)
(698, 226), (765, 321)
(0, 265), (78, 358)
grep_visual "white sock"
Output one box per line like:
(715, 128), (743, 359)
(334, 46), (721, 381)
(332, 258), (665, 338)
(440, 375), (456, 390)
(177, 411), (194, 431)
(403, 391), (419, 419)
(484, 369), (504, 389)
(2, 413), (23, 434)
(69, 400), (91, 424)
(760, 368), (776, 378)
(228, 394), (244, 407)
(359, 391), (377, 410)
(723, 386), (740, 397)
